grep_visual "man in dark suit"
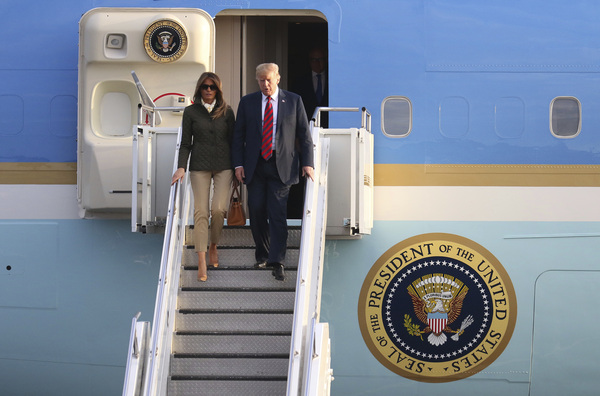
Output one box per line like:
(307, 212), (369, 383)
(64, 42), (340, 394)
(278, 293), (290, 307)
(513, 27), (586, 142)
(288, 47), (328, 219)
(232, 63), (314, 281)
(291, 47), (328, 126)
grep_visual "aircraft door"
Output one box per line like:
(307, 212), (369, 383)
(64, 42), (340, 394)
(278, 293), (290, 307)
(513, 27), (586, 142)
(77, 8), (214, 217)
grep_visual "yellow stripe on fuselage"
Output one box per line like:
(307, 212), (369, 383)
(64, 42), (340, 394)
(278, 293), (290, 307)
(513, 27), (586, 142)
(1, 163), (599, 187)
(375, 164), (600, 187)
(0, 163), (76, 184)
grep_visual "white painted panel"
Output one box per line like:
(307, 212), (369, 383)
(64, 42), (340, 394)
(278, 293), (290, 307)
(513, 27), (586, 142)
(375, 186), (600, 222)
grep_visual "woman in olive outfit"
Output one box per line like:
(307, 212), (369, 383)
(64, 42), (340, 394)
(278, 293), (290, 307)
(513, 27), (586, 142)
(172, 72), (235, 281)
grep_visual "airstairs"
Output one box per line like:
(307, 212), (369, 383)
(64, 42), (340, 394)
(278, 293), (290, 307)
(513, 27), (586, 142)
(167, 226), (301, 394)
(123, 106), (372, 396)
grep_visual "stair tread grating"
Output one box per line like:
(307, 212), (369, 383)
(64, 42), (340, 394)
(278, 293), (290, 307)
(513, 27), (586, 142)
(177, 309), (294, 314)
(167, 378), (287, 396)
(175, 312), (293, 333)
(169, 357), (289, 378)
(185, 226), (301, 249)
(179, 269), (298, 289)
(173, 354), (289, 359)
(180, 247), (299, 269)
(171, 332), (292, 356)
(169, 225), (300, 395)
(177, 290), (295, 311)
(170, 376), (287, 381)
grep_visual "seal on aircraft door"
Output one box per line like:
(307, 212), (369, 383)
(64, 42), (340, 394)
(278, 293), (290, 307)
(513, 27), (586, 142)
(143, 19), (188, 63)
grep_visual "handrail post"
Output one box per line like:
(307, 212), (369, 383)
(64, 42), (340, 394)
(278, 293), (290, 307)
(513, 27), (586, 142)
(313, 107), (360, 129)
(123, 312), (150, 396)
(361, 107), (371, 132)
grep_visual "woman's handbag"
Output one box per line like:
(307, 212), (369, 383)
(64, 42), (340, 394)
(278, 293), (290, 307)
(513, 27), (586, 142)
(227, 184), (246, 226)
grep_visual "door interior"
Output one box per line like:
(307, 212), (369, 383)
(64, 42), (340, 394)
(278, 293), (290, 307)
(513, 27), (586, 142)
(214, 11), (327, 111)
(214, 11), (328, 219)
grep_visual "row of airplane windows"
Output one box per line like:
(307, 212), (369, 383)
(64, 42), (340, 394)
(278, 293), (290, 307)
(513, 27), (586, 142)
(0, 93), (582, 141)
(381, 96), (581, 139)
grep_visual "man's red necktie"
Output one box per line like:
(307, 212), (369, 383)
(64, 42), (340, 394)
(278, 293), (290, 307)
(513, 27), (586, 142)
(261, 96), (273, 160)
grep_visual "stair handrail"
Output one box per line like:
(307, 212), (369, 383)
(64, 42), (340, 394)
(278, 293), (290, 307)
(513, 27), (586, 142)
(288, 106), (368, 395)
(140, 126), (192, 395)
(122, 312), (150, 396)
(122, 172), (183, 396)
(286, 116), (332, 395)
(121, 123), (192, 396)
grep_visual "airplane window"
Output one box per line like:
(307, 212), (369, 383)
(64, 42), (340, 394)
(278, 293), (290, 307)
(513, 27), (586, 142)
(550, 97), (581, 138)
(382, 96), (412, 137)
(495, 97), (525, 139)
(439, 96), (469, 138)
(50, 95), (77, 138)
(0, 95), (24, 136)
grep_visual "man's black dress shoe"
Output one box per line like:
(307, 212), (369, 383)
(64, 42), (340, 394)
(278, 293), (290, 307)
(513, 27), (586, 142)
(272, 264), (285, 281)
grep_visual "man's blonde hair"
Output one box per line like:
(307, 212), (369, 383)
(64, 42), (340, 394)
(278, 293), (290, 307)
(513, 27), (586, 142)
(256, 63), (280, 79)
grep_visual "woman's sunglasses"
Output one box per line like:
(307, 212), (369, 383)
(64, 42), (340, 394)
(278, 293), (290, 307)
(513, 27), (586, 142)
(201, 84), (217, 91)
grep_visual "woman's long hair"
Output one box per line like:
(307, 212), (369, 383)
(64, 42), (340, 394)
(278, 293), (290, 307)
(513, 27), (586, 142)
(192, 72), (228, 119)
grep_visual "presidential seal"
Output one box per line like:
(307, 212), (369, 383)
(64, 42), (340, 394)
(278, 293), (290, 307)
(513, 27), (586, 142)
(143, 19), (188, 63)
(358, 233), (517, 383)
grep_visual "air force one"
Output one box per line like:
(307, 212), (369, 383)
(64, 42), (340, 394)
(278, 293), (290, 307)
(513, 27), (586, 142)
(1, 1), (599, 395)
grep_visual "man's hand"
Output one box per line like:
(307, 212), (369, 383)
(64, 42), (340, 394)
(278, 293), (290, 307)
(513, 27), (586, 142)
(302, 166), (315, 182)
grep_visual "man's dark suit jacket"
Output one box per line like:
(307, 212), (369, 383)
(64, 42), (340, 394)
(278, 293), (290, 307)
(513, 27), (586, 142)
(232, 89), (314, 185)
(291, 72), (328, 124)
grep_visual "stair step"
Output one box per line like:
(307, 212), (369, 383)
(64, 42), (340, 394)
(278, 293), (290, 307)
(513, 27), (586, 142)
(181, 247), (299, 269)
(179, 268), (297, 289)
(187, 225), (301, 248)
(176, 312), (293, 333)
(177, 290), (294, 311)
(172, 334), (291, 355)
(170, 356), (289, 377)
(167, 379), (286, 396)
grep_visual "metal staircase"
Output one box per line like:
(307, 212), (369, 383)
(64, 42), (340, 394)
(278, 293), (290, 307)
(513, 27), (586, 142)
(124, 106), (375, 395)
(124, 121), (333, 396)
(168, 226), (301, 395)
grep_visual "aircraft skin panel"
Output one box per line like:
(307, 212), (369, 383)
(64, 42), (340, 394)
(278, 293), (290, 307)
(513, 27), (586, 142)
(1, 0), (600, 394)
(0, 69), (78, 163)
(321, 220), (600, 395)
(530, 271), (600, 395)
(374, 186), (600, 222)
(3, 1), (600, 168)
(3, 184), (597, 394)
(0, 359), (125, 396)
(0, 185), (80, 219)
(0, 216), (163, 396)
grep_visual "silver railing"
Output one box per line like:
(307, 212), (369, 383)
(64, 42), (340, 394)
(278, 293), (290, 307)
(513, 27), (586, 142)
(287, 106), (371, 395)
(141, 129), (191, 395)
(124, 74), (193, 394)
(122, 313), (150, 396)
(313, 106), (371, 131)
(123, 119), (192, 396)
(286, 112), (333, 395)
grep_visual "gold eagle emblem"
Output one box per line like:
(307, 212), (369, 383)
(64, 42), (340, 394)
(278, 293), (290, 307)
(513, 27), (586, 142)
(405, 274), (474, 346)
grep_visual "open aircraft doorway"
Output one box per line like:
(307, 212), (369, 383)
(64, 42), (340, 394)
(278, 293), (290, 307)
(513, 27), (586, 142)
(214, 10), (328, 219)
